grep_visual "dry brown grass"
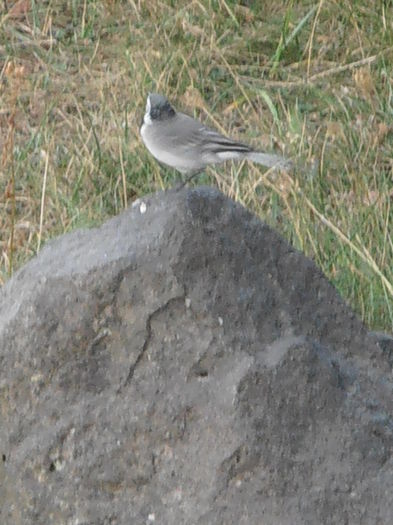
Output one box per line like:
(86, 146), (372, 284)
(1, 0), (392, 330)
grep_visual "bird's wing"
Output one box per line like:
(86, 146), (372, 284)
(175, 113), (253, 153)
(195, 124), (253, 154)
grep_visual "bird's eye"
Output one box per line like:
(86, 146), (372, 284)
(150, 107), (160, 119)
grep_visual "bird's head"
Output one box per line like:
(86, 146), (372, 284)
(144, 93), (176, 124)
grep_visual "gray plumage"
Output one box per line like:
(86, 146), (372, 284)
(140, 93), (290, 175)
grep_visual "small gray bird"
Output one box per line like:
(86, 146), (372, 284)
(140, 93), (291, 176)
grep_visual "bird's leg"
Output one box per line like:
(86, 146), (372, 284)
(173, 170), (203, 191)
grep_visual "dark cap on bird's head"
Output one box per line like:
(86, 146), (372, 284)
(146, 93), (175, 121)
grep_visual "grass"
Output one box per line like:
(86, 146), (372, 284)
(0, 0), (392, 332)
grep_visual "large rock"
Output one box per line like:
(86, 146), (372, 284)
(0, 186), (392, 524)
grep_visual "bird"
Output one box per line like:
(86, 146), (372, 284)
(140, 93), (291, 178)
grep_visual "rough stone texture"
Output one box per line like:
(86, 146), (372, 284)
(0, 186), (392, 525)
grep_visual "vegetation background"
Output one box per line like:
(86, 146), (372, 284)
(1, 0), (392, 331)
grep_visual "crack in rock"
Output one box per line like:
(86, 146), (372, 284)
(119, 294), (186, 391)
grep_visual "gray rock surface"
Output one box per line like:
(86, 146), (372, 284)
(0, 186), (392, 524)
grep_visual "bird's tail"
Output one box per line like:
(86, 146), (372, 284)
(246, 151), (292, 170)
